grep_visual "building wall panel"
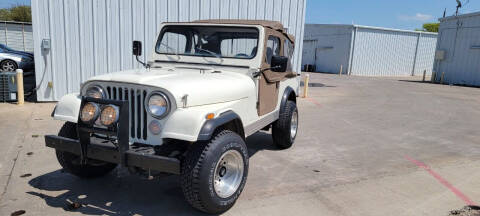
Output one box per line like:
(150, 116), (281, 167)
(351, 28), (419, 76)
(303, 24), (437, 77)
(414, 34), (437, 76)
(434, 12), (480, 86)
(32, 0), (306, 101)
(302, 24), (352, 74)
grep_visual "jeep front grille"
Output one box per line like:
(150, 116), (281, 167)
(104, 85), (148, 143)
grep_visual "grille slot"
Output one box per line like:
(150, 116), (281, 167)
(104, 85), (148, 142)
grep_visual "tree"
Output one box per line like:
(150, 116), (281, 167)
(0, 5), (31, 22)
(421, 23), (439, 33)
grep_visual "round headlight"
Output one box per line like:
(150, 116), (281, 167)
(147, 93), (170, 118)
(100, 105), (119, 126)
(86, 86), (105, 99)
(80, 102), (99, 123)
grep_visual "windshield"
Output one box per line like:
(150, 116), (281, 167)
(0, 44), (13, 51)
(155, 26), (259, 59)
(0, 44), (13, 52)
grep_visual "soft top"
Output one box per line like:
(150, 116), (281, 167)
(195, 19), (283, 31)
(192, 19), (295, 42)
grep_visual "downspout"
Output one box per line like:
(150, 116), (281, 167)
(411, 32), (421, 76)
(347, 25), (358, 75)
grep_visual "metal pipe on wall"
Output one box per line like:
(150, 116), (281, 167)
(411, 32), (421, 76)
(347, 26), (358, 75)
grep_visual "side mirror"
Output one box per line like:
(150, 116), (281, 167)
(133, 41), (142, 56)
(271, 55), (288, 72)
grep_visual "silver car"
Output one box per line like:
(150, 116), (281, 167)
(0, 44), (34, 72)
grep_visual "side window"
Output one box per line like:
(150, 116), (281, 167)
(266, 36), (280, 64)
(284, 39), (294, 71)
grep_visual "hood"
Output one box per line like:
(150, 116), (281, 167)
(3, 50), (34, 58)
(88, 67), (255, 107)
(0, 51), (33, 62)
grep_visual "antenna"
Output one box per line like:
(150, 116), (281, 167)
(443, 8), (447, 18)
(456, 0), (462, 16)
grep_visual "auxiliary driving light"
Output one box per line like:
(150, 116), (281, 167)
(80, 102), (100, 124)
(100, 105), (119, 126)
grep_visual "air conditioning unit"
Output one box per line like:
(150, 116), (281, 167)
(0, 72), (18, 102)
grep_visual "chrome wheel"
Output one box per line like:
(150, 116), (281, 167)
(213, 149), (244, 198)
(1, 60), (16, 72)
(290, 109), (298, 139)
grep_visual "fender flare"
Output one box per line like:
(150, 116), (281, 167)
(280, 86), (296, 112)
(197, 111), (244, 141)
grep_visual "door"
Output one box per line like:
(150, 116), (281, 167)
(302, 40), (317, 66)
(257, 30), (295, 116)
(258, 35), (281, 116)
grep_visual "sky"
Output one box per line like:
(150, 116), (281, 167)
(306, 0), (480, 30)
(1, 0), (480, 31)
(0, 0), (30, 9)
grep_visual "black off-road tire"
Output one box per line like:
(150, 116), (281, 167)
(272, 100), (298, 149)
(55, 122), (117, 178)
(181, 130), (249, 214)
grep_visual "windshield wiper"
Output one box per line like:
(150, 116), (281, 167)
(159, 43), (181, 60)
(196, 47), (224, 62)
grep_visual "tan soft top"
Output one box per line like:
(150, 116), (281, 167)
(193, 19), (295, 42)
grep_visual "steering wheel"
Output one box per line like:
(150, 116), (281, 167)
(234, 53), (249, 58)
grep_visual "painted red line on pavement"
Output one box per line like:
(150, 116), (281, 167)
(306, 97), (322, 107)
(404, 155), (475, 206)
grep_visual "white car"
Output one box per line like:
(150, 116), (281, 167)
(45, 20), (299, 214)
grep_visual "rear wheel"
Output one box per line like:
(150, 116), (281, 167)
(1, 59), (17, 72)
(181, 130), (249, 214)
(56, 122), (117, 178)
(272, 100), (298, 149)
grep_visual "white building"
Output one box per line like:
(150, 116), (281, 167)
(433, 12), (480, 86)
(31, 0), (306, 101)
(302, 24), (438, 76)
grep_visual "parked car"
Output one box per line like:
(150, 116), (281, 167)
(45, 20), (299, 214)
(0, 44), (34, 72)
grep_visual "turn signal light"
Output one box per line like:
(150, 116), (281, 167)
(206, 113), (215, 120)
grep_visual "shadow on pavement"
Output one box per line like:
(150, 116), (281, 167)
(27, 132), (278, 215)
(246, 131), (281, 157)
(300, 81), (336, 88)
(397, 79), (480, 89)
(27, 170), (210, 216)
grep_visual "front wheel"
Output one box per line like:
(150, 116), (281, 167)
(181, 130), (249, 214)
(272, 101), (298, 149)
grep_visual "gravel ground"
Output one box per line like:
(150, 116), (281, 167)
(449, 206), (480, 216)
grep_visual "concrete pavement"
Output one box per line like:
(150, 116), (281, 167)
(1, 73), (480, 215)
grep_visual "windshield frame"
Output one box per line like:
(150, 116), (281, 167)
(154, 25), (260, 60)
